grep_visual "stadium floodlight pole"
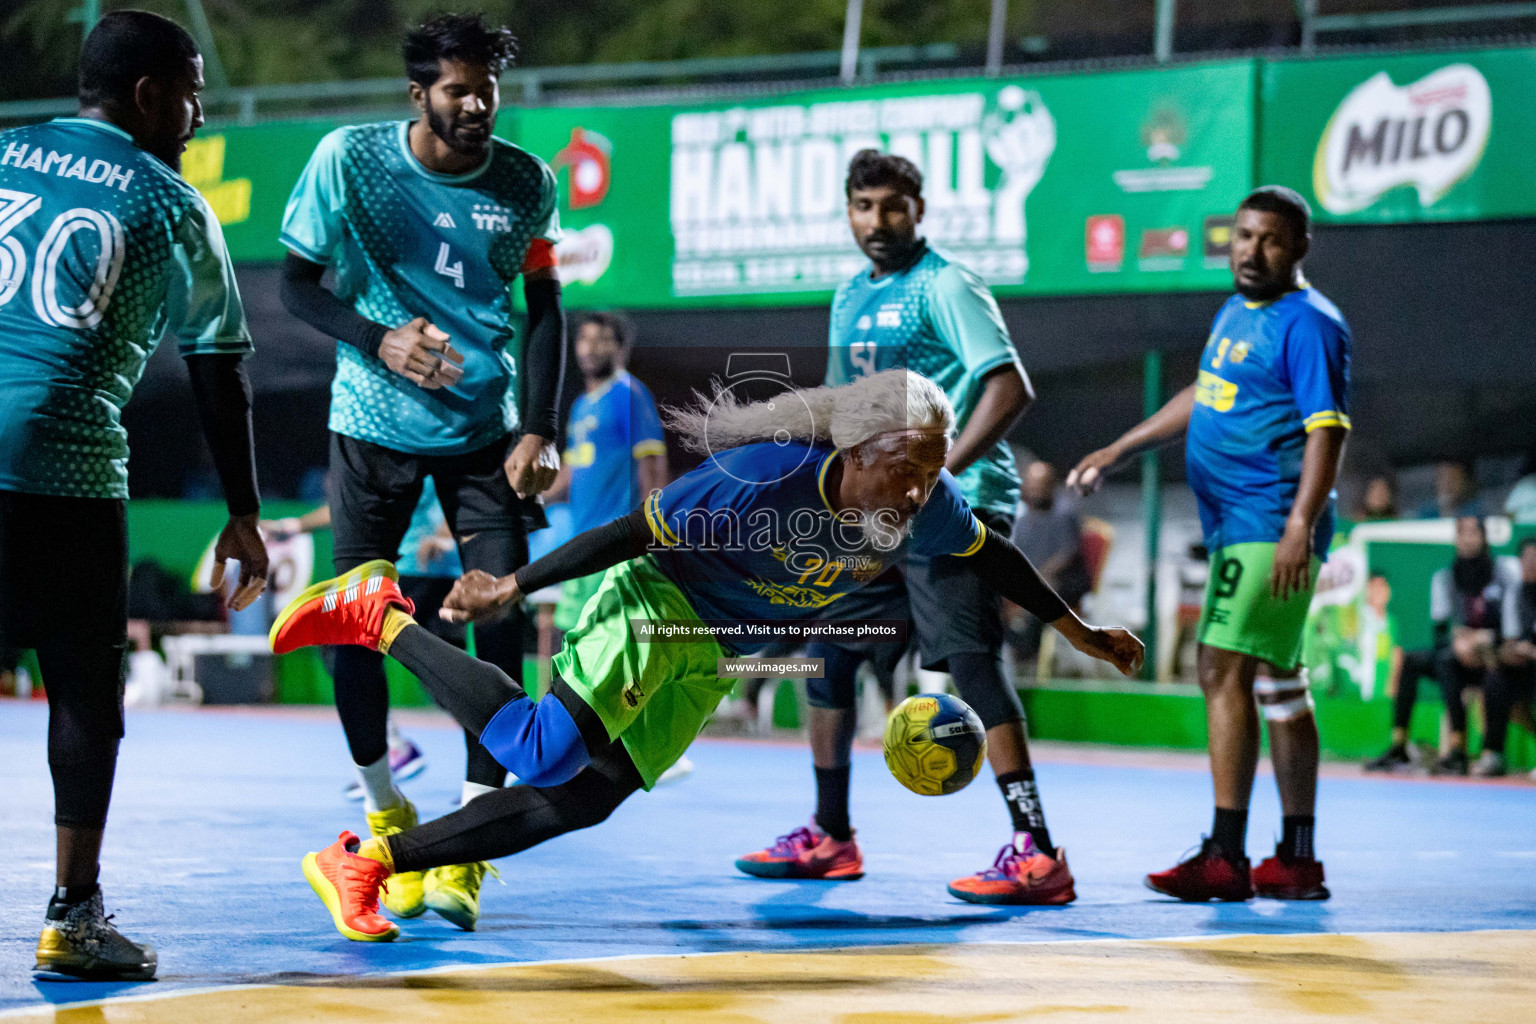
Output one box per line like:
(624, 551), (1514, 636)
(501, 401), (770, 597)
(840, 0), (864, 84)
(1140, 349), (1163, 681)
(1154, 0), (1177, 63)
(985, 0), (1008, 76)
(70, 0), (101, 50)
(182, 0), (230, 91)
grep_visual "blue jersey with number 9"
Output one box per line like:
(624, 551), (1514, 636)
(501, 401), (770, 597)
(0, 118), (251, 500)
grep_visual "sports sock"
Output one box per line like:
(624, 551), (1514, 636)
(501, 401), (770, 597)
(813, 765), (852, 841)
(51, 881), (100, 906)
(462, 781), (498, 806)
(995, 768), (1054, 857)
(1211, 806), (1248, 863)
(356, 836), (395, 872)
(357, 752), (403, 814)
(1279, 814), (1315, 862)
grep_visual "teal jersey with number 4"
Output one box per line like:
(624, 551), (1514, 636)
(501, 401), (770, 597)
(0, 118), (251, 500)
(281, 121), (560, 456)
(825, 244), (1024, 517)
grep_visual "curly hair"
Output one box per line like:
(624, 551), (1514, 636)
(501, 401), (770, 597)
(403, 13), (518, 86)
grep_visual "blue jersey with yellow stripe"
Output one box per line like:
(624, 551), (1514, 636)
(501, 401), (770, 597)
(644, 442), (983, 642)
(564, 372), (665, 536)
(1185, 285), (1351, 551)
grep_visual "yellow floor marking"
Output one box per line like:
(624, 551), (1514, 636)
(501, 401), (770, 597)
(13, 930), (1535, 1024)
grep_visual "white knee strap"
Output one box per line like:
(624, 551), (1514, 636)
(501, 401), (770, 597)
(1255, 669), (1314, 722)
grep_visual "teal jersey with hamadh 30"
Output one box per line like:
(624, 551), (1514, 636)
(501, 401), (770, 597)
(0, 118), (251, 500)
(281, 121), (560, 456)
(825, 243), (1024, 517)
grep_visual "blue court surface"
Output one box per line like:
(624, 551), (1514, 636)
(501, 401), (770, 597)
(2, 701), (1533, 1019)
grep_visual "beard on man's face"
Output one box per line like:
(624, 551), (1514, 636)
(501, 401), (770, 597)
(425, 99), (492, 156)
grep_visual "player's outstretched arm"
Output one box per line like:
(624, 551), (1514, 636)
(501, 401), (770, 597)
(442, 508), (652, 623)
(186, 354), (270, 610)
(1067, 383), (1197, 494)
(968, 527), (1144, 677)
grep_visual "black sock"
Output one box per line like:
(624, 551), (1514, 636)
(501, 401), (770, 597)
(1211, 807), (1248, 863)
(813, 765), (852, 841)
(50, 881), (99, 907)
(1279, 815), (1315, 862)
(995, 768), (1054, 857)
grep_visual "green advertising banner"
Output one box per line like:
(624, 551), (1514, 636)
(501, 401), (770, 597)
(1260, 48), (1536, 224)
(518, 61), (1256, 308)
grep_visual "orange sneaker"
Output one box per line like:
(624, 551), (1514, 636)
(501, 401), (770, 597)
(302, 831), (399, 942)
(1252, 853), (1330, 900)
(735, 822), (864, 880)
(947, 834), (1076, 905)
(270, 560), (411, 655)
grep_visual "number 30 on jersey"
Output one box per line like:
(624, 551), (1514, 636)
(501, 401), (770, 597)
(0, 188), (125, 328)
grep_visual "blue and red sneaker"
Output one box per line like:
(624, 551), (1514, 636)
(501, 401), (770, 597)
(947, 833), (1076, 905)
(735, 821), (864, 880)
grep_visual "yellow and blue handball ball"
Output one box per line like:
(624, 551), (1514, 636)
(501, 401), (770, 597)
(883, 692), (987, 796)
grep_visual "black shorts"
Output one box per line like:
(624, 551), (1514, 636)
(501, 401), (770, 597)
(823, 509), (1013, 671)
(328, 432), (547, 570)
(0, 491), (127, 649)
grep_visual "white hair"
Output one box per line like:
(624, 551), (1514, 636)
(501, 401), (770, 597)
(665, 369), (955, 455)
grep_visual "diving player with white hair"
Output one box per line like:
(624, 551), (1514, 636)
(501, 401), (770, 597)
(269, 370), (1143, 941)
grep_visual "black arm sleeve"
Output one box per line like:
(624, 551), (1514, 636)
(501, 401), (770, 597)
(514, 509), (650, 594)
(967, 526), (1070, 624)
(279, 253), (388, 357)
(519, 277), (567, 440)
(186, 353), (260, 517)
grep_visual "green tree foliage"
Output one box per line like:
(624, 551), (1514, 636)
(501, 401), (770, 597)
(3, 0), (1024, 101)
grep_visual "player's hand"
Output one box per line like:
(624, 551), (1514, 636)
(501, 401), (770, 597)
(1270, 520), (1313, 600)
(1074, 626), (1146, 678)
(379, 317), (465, 390)
(504, 434), (560, 499)
(1066, 445), (1122, 495)
(210, 514), (270, 611)
(441, 570), (521, 624)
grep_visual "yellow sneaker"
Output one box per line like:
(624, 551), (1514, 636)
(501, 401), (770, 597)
(365, 801), (425, 918)
(424, 861), (499, 931)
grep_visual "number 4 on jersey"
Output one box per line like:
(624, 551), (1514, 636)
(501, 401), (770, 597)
(434, 242), (464, 289)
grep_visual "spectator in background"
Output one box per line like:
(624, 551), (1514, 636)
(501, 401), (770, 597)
(1417, 461), (1486, 520)
(1503, 452), (1536, 524)
(1477, 537), (1536, 776)
(1366, 517), (1507, 774)
(1010, 461), (1093, 658)
(1360, 572), (1402, 704)
(1356, 473), (1398, 522)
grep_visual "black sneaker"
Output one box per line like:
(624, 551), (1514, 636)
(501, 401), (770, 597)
(1433, 749), (1470, 776)
(34, 890), (156, 981)
(1364, 745), (1411, 772)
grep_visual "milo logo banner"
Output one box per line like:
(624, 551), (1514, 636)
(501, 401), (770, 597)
(515, 61), (1254, 309)
(1263, 48), (1536, 224)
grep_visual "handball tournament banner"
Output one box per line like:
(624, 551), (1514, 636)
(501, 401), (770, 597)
(515, 61), (1256, 308)
(1260, 47), (1536, 225)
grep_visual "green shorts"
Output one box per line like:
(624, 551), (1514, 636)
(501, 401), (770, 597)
(1198, 542), (1321, 672)
(551, 555), (729, 789)
(553, 571), (604, 633)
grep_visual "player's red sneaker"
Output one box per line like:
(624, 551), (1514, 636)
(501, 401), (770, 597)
(270, 560), (412, 654)
(735, 822), (864, 880)
(301, 831), (399, 942)
(1144, 839), (1253, 902)
(1252, 854), (1330, 900)
(947, 834), (1076, 905)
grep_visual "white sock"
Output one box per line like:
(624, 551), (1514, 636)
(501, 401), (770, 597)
(461, 781), (497, 806)
(357, 754), (403, 814)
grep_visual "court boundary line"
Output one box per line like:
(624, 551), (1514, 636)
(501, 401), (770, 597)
(7, 927), (1533, 1018)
